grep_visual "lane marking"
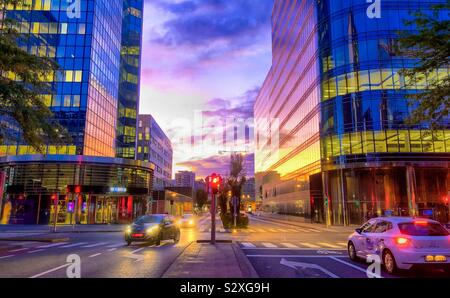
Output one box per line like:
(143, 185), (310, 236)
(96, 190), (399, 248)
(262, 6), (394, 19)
(30, 263), (70, 278)
(60, 242), (88, 248)
(9, 248), (28, 253)
(276, 229), (288, 232)
(38, 242), (68, 248)
(329, 257), (380, 277)
(28, 249), (45, 254)
(281, 243), (299, 248)
(107, 248), (117, 252)
(88, 253), (102, 258)
(262, 242), (277, 248)
(337, 242), (348, 247)
(241, 242), (256, 248)
(246, 254), (348, 258)
(106, 243), (125, 248)
(318, 242), (340, 249)
(0, 255), (14, 259)
(286, 229), (299, 232)
(81, 242), (107, 248)
(268, 229), (278, 232)
(300, 242), (320, 248)
(130, 247), (145, 254)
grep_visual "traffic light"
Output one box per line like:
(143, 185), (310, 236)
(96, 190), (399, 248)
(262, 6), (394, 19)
(208, 173), (222, 194)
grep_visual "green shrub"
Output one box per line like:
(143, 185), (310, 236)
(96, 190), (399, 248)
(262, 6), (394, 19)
(220, 212), (249, 229)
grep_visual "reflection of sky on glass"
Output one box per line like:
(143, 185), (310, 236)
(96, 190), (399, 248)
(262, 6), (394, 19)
(140, 0), (273, 177)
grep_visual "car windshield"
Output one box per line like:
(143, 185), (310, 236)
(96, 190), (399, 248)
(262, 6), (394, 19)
(135, 215), (163, 224)
(398, 222), (449, 236)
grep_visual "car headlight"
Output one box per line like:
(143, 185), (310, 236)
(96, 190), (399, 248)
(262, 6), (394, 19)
(125, 226), (132, 234)
(146, 226), (159, 234)
(188, 220), (194, 225)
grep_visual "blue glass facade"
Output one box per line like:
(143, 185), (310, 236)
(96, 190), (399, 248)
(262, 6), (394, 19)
(255, 0), (450, 225)
(117, 0), (144, 159)
(1, 0), (122, 157)
(0, 1), (152, 225)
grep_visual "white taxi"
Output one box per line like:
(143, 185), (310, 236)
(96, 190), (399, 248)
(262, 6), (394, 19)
(348, 217), (450, 275)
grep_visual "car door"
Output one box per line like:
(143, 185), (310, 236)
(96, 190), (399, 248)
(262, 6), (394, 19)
(162, 216), (174, 240)
(356, 220), (377, 258)
(364, 221), (392, 257)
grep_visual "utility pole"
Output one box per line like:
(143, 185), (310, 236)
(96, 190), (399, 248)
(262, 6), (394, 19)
(52, 192), (59, 233)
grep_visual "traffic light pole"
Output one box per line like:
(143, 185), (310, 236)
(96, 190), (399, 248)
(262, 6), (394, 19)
(211, 192), (216, 245)
(53, 192), (59, 233)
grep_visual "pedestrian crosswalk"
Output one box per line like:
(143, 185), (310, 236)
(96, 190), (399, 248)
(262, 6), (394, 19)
(196, 226), (321, 234)
(239, 241), (348, 250)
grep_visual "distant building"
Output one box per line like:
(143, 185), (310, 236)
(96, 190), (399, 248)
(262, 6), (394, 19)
(175, 171), (196, 188)
(194, 179), (207, 192)
(137, 115), (173, 191)
(242, 178), (256, 211)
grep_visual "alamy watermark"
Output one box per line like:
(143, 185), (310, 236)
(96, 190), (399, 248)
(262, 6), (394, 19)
(67, 0), (81, 19)
(66, 254), (81, 278)
(367, 0), (382, 19)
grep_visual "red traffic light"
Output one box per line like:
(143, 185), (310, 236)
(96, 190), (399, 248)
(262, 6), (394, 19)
(208, 173), (222, 194)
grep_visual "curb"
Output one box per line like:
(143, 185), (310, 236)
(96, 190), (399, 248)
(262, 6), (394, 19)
(0, 237), (70, 243)
(161, 241), (195, 278)
(232, 242), (259, 278)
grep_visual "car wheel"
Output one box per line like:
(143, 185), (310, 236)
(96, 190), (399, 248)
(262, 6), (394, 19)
(126, 240), (132, 246)
(154, 234), (161, 246)
(173, 231), (180, 244)
(383, 249), (398, 275)
(348, 241), (358, 261)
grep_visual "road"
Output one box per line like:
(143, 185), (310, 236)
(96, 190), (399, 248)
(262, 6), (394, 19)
(0, 214), (448, 278)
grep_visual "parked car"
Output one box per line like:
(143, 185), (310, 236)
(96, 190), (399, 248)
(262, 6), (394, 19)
(125, 214), (180, 246)
(348, 217), (450, 275)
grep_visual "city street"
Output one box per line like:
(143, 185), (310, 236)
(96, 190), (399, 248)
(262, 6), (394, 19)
(1, 214), (448, 278)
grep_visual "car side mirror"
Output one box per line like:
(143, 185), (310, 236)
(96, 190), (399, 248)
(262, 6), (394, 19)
(355, 228), (362, 234)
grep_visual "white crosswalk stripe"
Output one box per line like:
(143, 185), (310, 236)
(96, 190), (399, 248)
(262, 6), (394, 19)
(81, 242), (108, 248)
(106, 242), (125, 248)
(37, 242), (68, 248)
(281, 243), (299, 248)
(59, 242), (88, 248)
(262, 242), (277, 248)
(317, 242), (340, 248)
(300, 242), (321, 248)
(241, 242), (256, 248)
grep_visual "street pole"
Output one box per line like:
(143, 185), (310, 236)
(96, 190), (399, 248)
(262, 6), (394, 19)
(233, 197), (237, 228)
(211, 192), (216, 245)
(53, 192), (59, 233)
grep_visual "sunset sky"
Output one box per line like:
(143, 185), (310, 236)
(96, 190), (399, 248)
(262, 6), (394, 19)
(139, 0), (274, 178)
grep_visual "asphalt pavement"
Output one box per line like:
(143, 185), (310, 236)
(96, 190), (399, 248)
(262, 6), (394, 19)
(0, 214), (448, 278)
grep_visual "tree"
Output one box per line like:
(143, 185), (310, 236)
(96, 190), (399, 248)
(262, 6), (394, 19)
(396, 4), (450, 129)
(227, 153), (247, 215)
(1, 0), (68, 151)
(194, 189), (208, 209)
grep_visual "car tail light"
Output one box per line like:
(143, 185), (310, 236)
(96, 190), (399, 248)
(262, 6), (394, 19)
(414, 220), (428, 225)
(396, 237), (410, 245)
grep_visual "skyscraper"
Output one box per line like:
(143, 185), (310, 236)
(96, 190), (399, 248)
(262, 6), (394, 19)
(116, 0), (143, 159)
(0, 0), (153, 225)
(255, 0), (450, 225)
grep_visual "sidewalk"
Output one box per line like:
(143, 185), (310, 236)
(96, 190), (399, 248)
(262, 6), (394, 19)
(0, 224), (126, 242)
(162, 242), (258, 278)
(251, 212), (358, 233)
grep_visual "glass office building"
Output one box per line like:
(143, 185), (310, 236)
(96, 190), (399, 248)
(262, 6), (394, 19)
(116, 0), (143, 160)
(255, 0), (450, 225)
(137, 115), (173, 191)
(0, 0), (152, 224)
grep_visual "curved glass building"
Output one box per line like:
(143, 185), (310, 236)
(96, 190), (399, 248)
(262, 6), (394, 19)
(0, 0), (151, 225)
(255, 0), (450, 225)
